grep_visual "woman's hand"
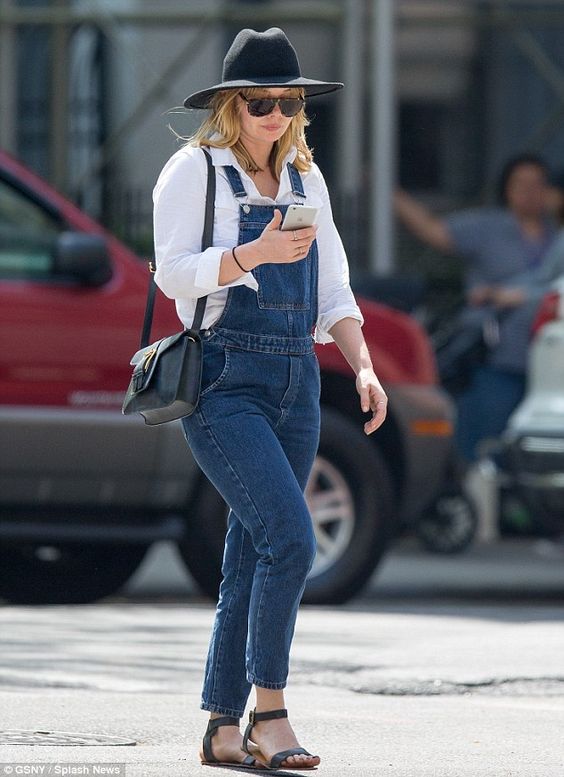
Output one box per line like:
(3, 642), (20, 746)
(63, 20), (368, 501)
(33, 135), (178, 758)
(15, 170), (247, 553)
(356, 367), (388, 435)
(327, 317), (388, 436)
(253, 209), (317, 265)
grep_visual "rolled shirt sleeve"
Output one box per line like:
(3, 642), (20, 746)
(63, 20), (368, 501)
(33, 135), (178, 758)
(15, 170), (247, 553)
(152, 147), (257, 300)
(312, 165), (364, 343)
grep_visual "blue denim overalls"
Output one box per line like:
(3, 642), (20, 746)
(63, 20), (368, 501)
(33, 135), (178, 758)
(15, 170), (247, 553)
(181, 162), (321, 718)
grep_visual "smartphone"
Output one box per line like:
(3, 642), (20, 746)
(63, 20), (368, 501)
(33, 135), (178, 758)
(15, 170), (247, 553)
(280, 205), (318, 231)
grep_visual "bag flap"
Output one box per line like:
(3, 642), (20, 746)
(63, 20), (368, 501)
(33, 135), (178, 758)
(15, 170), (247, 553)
(130, 330), (199, 365)
(129, 330), (201, 394)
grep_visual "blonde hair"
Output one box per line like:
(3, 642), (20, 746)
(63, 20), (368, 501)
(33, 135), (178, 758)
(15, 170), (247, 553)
(186, 87), (313, 179)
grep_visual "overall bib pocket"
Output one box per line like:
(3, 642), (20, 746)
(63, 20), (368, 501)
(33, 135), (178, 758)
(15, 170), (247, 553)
(254, 257), (312, 310)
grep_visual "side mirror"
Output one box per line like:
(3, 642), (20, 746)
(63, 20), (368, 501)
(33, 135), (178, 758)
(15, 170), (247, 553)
(53, 232), (113, 286)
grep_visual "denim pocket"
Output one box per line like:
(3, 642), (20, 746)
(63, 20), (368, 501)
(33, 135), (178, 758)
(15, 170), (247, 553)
(200, 342), (231, 396)
(254, 255), (311, 311)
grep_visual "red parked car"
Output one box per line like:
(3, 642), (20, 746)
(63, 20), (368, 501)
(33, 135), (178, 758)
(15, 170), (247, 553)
(0, 150), (454, 605)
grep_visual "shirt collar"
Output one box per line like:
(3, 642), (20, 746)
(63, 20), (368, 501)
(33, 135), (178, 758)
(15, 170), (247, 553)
(207, 140), (297, 168)
(206, 139), (298, 201)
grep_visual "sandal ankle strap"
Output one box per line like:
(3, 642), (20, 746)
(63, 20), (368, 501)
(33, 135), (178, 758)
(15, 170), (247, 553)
(206, 715), (240, 733)
(249, 707), (288, 724)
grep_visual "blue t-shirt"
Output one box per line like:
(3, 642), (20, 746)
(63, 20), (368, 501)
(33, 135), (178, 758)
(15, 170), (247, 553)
(444, 208), (557, 373)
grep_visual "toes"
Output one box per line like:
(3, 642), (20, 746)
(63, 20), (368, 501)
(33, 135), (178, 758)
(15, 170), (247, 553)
(285, 753), (319, 767)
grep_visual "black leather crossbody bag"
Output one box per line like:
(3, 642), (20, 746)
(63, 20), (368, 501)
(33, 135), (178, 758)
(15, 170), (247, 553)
(122, 148), (215, 425)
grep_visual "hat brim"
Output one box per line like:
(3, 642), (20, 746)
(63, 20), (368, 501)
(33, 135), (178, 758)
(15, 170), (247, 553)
(183, 77), (343, 109)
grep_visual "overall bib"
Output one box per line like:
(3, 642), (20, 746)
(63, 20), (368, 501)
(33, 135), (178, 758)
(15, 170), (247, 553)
(182, 162), (321, 718)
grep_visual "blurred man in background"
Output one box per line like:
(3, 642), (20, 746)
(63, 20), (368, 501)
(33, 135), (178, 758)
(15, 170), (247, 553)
(394, 154), (557, 463)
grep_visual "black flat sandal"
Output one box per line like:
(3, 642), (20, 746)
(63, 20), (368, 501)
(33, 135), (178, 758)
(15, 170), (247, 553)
(201, 715), (266, 771)
(242, 708), (319, 771)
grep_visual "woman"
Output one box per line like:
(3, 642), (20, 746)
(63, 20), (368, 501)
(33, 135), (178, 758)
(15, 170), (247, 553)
(394, 154), (557, 462)
(153, 28), (387, 770)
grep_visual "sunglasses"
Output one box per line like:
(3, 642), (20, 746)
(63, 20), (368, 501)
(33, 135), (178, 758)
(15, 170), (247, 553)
(240, 93), (305, 118)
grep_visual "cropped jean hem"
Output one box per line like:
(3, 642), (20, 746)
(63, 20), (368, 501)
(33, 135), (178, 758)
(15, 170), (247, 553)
(200, 701), (245, 718)
(247, 672), (287, 690)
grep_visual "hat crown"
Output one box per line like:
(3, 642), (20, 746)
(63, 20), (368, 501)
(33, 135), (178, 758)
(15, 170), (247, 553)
(183, 26), (343, 109)
(222, 27), (301, 83)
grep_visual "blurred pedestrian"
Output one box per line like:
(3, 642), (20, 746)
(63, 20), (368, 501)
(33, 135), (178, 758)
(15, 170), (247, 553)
(394, 154), (557, 462)
(153, 27), (387, 770)
(532, 169), (564, 282)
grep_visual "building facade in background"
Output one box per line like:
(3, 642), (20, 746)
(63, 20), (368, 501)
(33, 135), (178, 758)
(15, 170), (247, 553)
(2, 0), (564, 266)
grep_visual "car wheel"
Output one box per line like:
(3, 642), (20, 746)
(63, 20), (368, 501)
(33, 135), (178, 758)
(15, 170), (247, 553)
(179, 406), (396, 605)
(0, 542), (149, 604)
(416, 490), (478, 554)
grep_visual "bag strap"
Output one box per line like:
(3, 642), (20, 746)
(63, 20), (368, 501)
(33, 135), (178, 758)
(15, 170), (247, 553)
(140, 148), (216, 348)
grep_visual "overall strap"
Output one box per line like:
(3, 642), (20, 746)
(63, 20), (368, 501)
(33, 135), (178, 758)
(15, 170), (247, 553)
(140, 148), (215, 347)
(286, 162), (306, 199)
(224, 161), (305, 201)
(223, 165), (247, 199)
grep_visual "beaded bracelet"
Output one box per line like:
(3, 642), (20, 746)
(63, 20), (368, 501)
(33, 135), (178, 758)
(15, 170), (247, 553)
(232, 245), (250, 273)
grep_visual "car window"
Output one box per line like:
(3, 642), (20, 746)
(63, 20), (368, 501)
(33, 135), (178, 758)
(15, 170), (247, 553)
(0, 178), (61, 280)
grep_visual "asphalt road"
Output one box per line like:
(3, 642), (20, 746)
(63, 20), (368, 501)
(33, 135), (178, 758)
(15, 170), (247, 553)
(0, 537), (563, 776)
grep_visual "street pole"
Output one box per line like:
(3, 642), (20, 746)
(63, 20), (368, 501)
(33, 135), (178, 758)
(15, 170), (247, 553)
(336, 0), (364, 262)
(371, 0), (396, 275)
(50, 0), (70, 191)
(0, 0), (17, 153)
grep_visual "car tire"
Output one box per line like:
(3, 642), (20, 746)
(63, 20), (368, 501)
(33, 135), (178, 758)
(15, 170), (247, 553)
(0, 542), (149, 604)
(179, 406), (396, 605)
(415, 489), (478, 554)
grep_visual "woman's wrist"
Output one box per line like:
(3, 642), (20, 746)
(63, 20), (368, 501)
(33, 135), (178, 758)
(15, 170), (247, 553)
(235, 240), (264, 269)
(357, 362), (376, 376)
(231, 245), (251, 273)
(219, 246), (260, 285)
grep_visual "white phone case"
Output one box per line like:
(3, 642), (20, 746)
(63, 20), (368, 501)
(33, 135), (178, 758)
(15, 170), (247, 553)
(280, 205), (318, 231)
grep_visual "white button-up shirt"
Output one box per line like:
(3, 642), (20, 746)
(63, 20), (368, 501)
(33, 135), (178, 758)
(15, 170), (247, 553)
(152, 143), (363, 344)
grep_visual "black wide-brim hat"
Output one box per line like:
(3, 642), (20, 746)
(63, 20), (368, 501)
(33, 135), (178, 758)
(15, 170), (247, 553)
(184, 27), (343, 109)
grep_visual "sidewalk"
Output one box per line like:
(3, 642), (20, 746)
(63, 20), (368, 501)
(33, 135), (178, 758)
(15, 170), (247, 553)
(1, 601), (563, 776)
(2, 536), (564, 776)
(1, 684), (563, 776)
